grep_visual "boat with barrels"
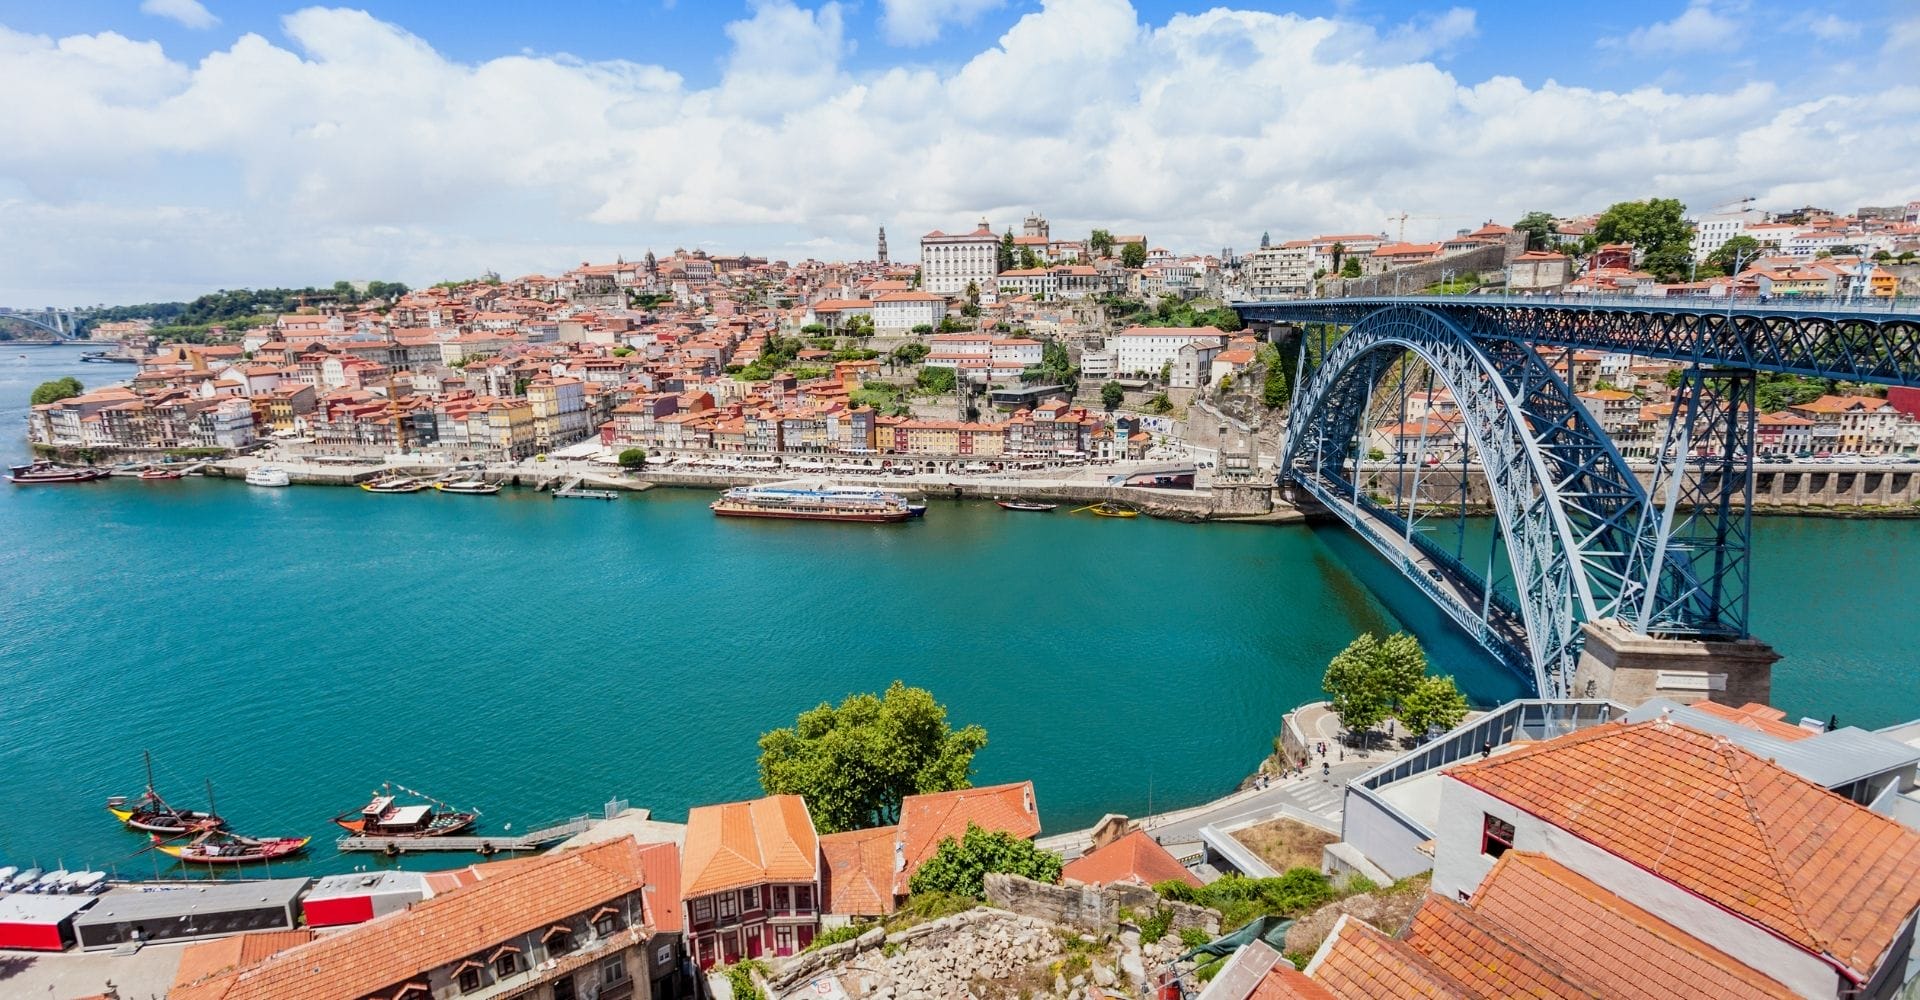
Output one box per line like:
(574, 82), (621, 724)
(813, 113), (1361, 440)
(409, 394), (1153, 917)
(332, 784), (479, 838)
(361, 476), (429, 493)
(106, 752), (226, 835)
(156, 831), (310, 864)
(711, 484), (917, 523)
(138, 466), (184, 480)
(8, 462), (109, 485)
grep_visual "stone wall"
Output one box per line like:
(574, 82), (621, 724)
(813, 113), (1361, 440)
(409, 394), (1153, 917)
(984, 873), (1220, 936)
(1320, 242), (1513, 298)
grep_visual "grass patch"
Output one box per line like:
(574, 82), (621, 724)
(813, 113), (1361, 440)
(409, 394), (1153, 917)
(802, 924), (865, 952)
(882, 891), (979, 933)
(1232, 818), (1337, 874)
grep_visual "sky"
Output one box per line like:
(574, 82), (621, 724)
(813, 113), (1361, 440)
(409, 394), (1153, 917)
(0, 0), (1915, 305)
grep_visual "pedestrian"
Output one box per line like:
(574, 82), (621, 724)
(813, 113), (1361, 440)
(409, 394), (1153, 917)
(1322, 762), (1331, 780)
(1480, 741), (1492, 759)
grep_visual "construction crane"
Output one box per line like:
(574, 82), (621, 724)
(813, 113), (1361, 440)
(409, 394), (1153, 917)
(1387, 211), (1442, 242)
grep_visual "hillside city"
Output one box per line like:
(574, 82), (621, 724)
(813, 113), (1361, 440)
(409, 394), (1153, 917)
(21, 199), (1920, 473)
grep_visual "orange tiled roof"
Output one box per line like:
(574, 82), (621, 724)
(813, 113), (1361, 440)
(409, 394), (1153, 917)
(1687, 701), (1815, 742)
(1062, 829), (1200, 889)
(1251, 965), (1340, 1000)
(1404, 896), (1599, 998)
(682, 794), (819, 898)
(172, 931), (317, 993)
(1467, 852), (1798, 999)
(1310, 916), (1475, 999)
(820, 825), (900, 916)
(896, 781), (1041, 894)
(1449, 720), (1920, 979)
(169, 837), (663, 1000)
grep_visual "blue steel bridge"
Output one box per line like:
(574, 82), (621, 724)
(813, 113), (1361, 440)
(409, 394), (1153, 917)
(1232, 294), (1920, 700)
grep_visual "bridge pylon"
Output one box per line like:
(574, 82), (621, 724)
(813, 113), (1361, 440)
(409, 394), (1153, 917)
(1571, 618), (1779, 708)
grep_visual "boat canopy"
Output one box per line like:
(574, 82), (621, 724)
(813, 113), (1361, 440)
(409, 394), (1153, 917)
(363, 795), (395, 815)
(384, 804), (432, 826)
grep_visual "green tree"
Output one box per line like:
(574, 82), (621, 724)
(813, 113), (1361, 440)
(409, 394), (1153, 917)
(1148, 391), (1173, 415)
(800, 323), (828, 337)
(1261, 362), (1288, 410)
(917, 366), (957, 394)
(1321, 632), (1428, 734)
(1121, 242), (1148, 268)
(910, 323), (934, 336)
(1159, 359), (1172, 383)
(1090, 229), (1115, 258)
(1513, 211), (1557, 251)
(907, 823), (1063, 898)
(1329, 242), (1345, 273)
(1399, 675), (1469, 736)
(1019, 247), (1042, 270)
(892, 341), (931, 367)
(1592, 198), (1692, 255)
(29, 376), (84, 405)
(1706, 235), (1762, 275)
(998, 229), (1016, 273)
(1101, 381), (1125, 410)
(759, 681), (989, 834)
(1339, 258), (1363, 279)
(617, 448), (647, 469)
(1642, 246), (1693, 283)
(611, 346), (634, 357)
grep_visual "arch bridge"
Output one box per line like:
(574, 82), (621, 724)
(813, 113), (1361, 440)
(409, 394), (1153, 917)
(1233, 295), (1920, 698)
(0, 307), (90, 338)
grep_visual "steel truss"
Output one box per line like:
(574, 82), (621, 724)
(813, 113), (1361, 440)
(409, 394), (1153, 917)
(1280, 306), (1709, 698)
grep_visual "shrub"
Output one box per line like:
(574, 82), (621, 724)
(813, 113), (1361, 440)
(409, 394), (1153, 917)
(802, 925), (864, 952)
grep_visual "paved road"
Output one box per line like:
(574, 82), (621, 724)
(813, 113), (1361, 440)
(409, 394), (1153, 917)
(1142, 761), (1374, 846)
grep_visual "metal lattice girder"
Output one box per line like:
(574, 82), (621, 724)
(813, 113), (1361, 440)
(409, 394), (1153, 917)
(1241, 297), (1920, 386)
(1278, 306), (1675, 698)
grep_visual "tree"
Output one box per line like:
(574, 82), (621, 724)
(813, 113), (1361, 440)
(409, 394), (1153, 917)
(1701, 236), (1759, 277)
(1261, 360), (1288, 410)
(1321, 632), (1428, 734)
(1329, 242), (1345, 273)
(1148, 391), (1173, 414)
(965, 280), (981, 306)
(1101, 381), (1125, 410)
(1159, 359), (1172, 383)
(1399, 675), (1469, 736)
(917, 366), (957, 394)
(1121, 242), (1147, 269)
(1339, 258), (1363, 279)
(909, 324), (935, 336)
(1018, 247), (1042, 270)
(611, 346), (634, 357)
(908, 823), (1063, 898)
(1090, 229), (1115, 258)
(1513, 211), (1557, 251)
(998, 229), (1016, 273)
(800, 323), (828, 337)
(1642, 246), (1693, 283)
(617, 448), (647, 469)
(892, 341), (931, 367)
(30, 376), (83, 405)
(758, 681), (989, 834)
(1593, 198), (1692, 255)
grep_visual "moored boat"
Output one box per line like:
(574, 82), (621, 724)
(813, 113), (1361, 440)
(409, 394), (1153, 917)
(333, 784), (479, 838)
(0, 866), (16, 888)
(107, 752), (226, 835)
(156, 832), (310, 865)
(30, 870), (69, 894)
(361, 476), (428, 493)
(711, 484), (917, 523)
(1078, 501), (1139, 518)
(996, 499), (1058, 512)
(245, 466), (291, 487)
(7, 867), (43, 892)
(8, 462), (109, 484)
(138, 466), (184, 480)
(434, 479), (500, 495)
(71, 871), (108, 894)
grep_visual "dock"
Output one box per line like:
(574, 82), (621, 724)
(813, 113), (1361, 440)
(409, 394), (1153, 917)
(551, 478), (619, 500)
(337, 815), (596, 854)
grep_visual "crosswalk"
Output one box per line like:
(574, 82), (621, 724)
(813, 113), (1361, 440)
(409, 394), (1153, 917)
(1283, 780), (1346, 820)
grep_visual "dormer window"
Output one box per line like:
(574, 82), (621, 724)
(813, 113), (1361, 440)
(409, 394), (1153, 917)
(593, 906), (623, 936)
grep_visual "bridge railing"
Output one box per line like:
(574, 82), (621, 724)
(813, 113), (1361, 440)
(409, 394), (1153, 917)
(1236, 292), (1919, 317)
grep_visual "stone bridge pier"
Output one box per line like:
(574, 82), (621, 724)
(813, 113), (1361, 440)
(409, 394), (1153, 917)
(1571, 618), (1780, 709)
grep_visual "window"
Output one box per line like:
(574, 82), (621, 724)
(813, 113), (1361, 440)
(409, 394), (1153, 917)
(548, 929), (576, 955)
(602, 958), (628, 984)
(742, 886), (759, 910)
(773, 885), (789, 911)
(552, 975), (576, 1000)
(793, 885), (813, 912)
(692, 897), (712, 923)
(494, 952), (519, 979)
(457, 966), (483, 993)
(1481, 815), (1515, 859)
(717, 893), (737, 921)
(595, 912), (621, 937)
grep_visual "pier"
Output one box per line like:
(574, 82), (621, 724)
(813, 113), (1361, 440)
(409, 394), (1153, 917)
(337, 815), (596, 854)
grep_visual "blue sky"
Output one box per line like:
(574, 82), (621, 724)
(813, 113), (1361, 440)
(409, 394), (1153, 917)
(0, 0), (1914, 303)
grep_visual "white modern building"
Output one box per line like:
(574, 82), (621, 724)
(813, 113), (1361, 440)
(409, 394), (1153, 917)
(1106, 325), (1228, 378)
(1240, 243), (1314, 299)
(919, 221), (1001, 296)
(1690, 205), (1769, 259)
(871, 291), (947, 334)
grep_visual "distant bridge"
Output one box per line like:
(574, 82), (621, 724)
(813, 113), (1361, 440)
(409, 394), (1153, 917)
(0, 306), (94, 339)
(1234, 294), (1920, 698)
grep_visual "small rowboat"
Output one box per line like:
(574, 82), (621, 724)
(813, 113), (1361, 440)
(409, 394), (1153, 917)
(1077, 502), (1139, 518)
(156, 832), (310, 864)
(996, 499), (1057, 512)
(138, 467), (184, 480)
(435, 479), (501, 495)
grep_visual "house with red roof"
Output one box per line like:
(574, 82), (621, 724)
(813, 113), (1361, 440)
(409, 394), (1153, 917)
(679, 795), (821, 967)
(820, 781), (1043, 921)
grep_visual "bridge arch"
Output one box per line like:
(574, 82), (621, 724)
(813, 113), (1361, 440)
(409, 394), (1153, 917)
(1281, 306), (1656, 697)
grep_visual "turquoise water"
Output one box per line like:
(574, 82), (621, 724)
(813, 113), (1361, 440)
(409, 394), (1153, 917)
(1, 344), (1915, 879)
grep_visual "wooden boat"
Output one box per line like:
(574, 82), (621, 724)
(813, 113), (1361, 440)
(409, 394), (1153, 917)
(156, 831), (310, 864)
(361, 476), (428, 493)
(138, 466), (184, 480)
(107, 752), (225, 835)
(434, 479), (500, 495)
(996, 499), (1058, 512)
(1077, 502), (1139, 518)
(332, 784), (478, 838)
(552, 487), (619, 500)
(8, 462), (109, 484)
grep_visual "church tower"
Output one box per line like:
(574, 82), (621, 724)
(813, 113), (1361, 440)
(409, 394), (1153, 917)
(877, 227), (890, 265)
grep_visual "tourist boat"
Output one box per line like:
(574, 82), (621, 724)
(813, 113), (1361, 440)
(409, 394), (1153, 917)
(30, 870), (69, 894)
(156, 831), (310, 865)
(361, 476), (428, 493)
(138, 466), (184, 480)
(245, 466), (291, 487)
(711, 485), (915, 523)
(7, 867), (42, 891)
(332, 784), (479, 838)
(996, 499), (1058, 512)
(1078, 502), (1139, 518)
(435, 479), (500, 495)
(107, 752), (226, 835)
(7, 462), (109, 484)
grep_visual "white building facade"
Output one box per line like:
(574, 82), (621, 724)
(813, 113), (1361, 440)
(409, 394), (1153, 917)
(920, 222), (1001, 296)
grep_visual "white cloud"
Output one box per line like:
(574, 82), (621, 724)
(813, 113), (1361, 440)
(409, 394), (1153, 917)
(1603, 1), (1738, 56)
(881, 0), (1006, 46)
(1802, 14), (1859, 42)
(1, 1), (1917, 303)
(139, 0), (219, 30)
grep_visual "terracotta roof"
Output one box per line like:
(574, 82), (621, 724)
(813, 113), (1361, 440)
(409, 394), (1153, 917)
(1687, 701), (1815, 742)
(1310, 916), (1474, 999)
(820, 825), (900, 916)
(172, 931), (317, 993)
(169, 837), (663, 1000)
(1062, 829), (1201, 889)
(1448, 720), (1920, 980)
(1251, 965), (1341, 1000)
(1403, 896), (1599, 998)
(682, 794), (819, 898)
(1467, 852), (1799, 1000)
(896, 781), (1041, 894)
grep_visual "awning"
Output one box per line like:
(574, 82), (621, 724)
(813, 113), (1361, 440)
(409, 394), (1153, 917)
(488, 944), (523, 963)
(541, 924), (574, 941)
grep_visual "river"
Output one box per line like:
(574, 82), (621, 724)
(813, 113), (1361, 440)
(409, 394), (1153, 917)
(1, 343), (1914, 878)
